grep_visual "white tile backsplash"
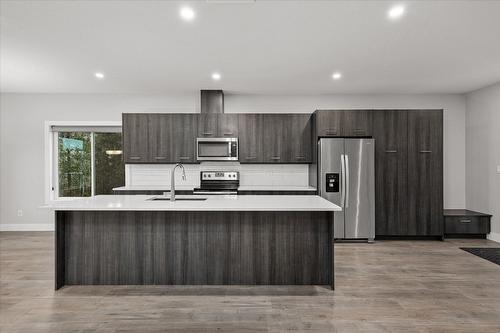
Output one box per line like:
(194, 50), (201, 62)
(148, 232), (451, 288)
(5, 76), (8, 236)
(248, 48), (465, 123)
(126, 163), (309, 188)
(125, 164), (200, 187)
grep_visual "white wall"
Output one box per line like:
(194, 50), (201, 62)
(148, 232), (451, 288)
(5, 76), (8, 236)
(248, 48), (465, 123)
(465, 83), (500, 241)
(0, 93), (466, 230)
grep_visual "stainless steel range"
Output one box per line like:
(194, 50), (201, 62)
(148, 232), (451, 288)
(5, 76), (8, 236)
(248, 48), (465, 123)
(193, 171), (239, 195)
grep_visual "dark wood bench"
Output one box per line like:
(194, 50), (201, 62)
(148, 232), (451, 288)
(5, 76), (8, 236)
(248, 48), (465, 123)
(444, 209), (492, 238)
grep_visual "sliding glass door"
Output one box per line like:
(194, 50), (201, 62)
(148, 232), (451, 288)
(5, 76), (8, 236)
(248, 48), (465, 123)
(53, 127), (124, 199)
(94, 133), (125, 195)
(57, 132), (92, 197)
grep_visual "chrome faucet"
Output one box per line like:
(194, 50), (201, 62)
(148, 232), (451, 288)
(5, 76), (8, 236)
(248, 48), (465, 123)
(170, 163), (186, 201)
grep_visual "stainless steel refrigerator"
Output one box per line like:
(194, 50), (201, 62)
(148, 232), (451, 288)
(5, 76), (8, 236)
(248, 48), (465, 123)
(318, 138), (375, 241)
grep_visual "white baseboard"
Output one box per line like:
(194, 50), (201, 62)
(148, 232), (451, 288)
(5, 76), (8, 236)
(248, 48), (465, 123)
(0, 224), (54, 232)
(487, 232), (500, 243)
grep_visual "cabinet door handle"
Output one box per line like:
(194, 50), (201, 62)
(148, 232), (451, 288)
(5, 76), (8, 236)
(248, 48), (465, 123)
(271, 156), (281, 160)
(154, 156), (167, 160)
(385, 150), (398, 153)
(179, 156), (190, 160)
(129, 156), (141, 160)
(460, 219), (471, 224)
(202, 132), (214, 136)
(295, 156), (305, 159)
(223, 132), (233, 136)
(245, 156), (257, 160)
(419, 150), (432, 153)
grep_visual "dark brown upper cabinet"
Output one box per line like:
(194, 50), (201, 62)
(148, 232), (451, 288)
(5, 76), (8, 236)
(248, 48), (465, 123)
(407, 110), (443, 236)
(285, 114), (312, 163)
(218, 114), (239, 137)
(262, 114), (286, 163)
(123, 113), (198, 164)
(315, 110), (342, 137)
(238, 114), (264, 163)
(198, 114), (239, 138)
(372, 111), (408, 236)
(148, 114), (174, 163)
(314, 110), (372, 137)
(197, 114), (218, 138)
(122, 113), (149, 163)
(343, 110), (373, 136)
(124, 113), (311, 164)
(240, 114), (312, 164)
(171, 114), (198, 163)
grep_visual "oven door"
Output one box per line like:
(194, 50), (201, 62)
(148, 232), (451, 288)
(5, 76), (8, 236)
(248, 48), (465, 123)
(197, 138), (238, 161)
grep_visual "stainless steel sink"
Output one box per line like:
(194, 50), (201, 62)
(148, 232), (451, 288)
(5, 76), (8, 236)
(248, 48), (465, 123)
(147, 196), (207, 201)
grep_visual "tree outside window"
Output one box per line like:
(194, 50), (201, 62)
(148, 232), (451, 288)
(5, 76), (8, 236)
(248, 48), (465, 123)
(57, 131), (124, 197)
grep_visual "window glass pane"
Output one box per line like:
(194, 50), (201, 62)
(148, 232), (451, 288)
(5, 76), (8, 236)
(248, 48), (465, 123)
(94, 133), (125, 195)
(58, 132), (91, 197)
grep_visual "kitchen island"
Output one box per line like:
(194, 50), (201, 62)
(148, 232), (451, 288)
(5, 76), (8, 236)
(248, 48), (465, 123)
(43, 195), (341, 290)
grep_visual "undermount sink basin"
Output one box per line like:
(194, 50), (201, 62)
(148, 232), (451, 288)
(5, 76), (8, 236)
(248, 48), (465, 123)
(147, 196), (207, 201)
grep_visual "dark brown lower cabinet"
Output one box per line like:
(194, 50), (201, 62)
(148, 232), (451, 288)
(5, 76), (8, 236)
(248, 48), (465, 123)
(373, 111), (408, 236)
(373, 109), (443, 238)
(444, 210), (492, 237)
(407, 110), (443, 236)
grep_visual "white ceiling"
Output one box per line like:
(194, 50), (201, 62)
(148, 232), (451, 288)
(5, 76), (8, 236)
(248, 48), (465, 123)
(1, 0), (499, 94)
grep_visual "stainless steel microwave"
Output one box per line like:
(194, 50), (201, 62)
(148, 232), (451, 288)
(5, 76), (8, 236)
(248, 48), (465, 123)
(196, 138), (238, 161)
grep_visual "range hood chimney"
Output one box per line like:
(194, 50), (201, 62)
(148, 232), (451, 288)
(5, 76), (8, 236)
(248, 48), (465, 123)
(201, 90), (224, 114)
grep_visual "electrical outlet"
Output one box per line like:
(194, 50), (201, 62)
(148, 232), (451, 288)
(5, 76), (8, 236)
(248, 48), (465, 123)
(497, 165), (500, 174)
(17, 209), (23, 217)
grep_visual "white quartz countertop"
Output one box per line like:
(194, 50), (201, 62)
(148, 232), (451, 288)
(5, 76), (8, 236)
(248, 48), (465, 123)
(113, 185), (317, 192)
(237, 186), (316, 191)
(41, 195), (340, 212)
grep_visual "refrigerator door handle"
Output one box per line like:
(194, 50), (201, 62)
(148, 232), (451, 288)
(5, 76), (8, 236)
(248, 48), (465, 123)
(345, 154), (350, 208)
(340, 154), (346, 208)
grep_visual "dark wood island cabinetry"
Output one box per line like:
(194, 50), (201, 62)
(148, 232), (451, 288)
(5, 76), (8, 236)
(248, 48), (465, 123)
(49, 195), (339, 291)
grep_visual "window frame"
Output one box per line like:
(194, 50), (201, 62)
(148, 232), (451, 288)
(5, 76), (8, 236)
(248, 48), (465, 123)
(44, 121), (122, 202)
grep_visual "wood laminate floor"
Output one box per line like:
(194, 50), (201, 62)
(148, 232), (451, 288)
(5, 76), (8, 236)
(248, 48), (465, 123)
(1, 232), (499, 333)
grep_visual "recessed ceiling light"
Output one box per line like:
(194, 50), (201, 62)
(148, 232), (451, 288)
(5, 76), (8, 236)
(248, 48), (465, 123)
(211, 72), (221, 81)
(332, 72), (342, 80)
(180, 7), (195, 21)
(94, 72), (105, 79)
(388, 5), (405, 19)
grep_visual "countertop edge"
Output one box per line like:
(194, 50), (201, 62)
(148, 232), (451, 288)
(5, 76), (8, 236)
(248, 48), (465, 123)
(113, 186), (317, 192)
